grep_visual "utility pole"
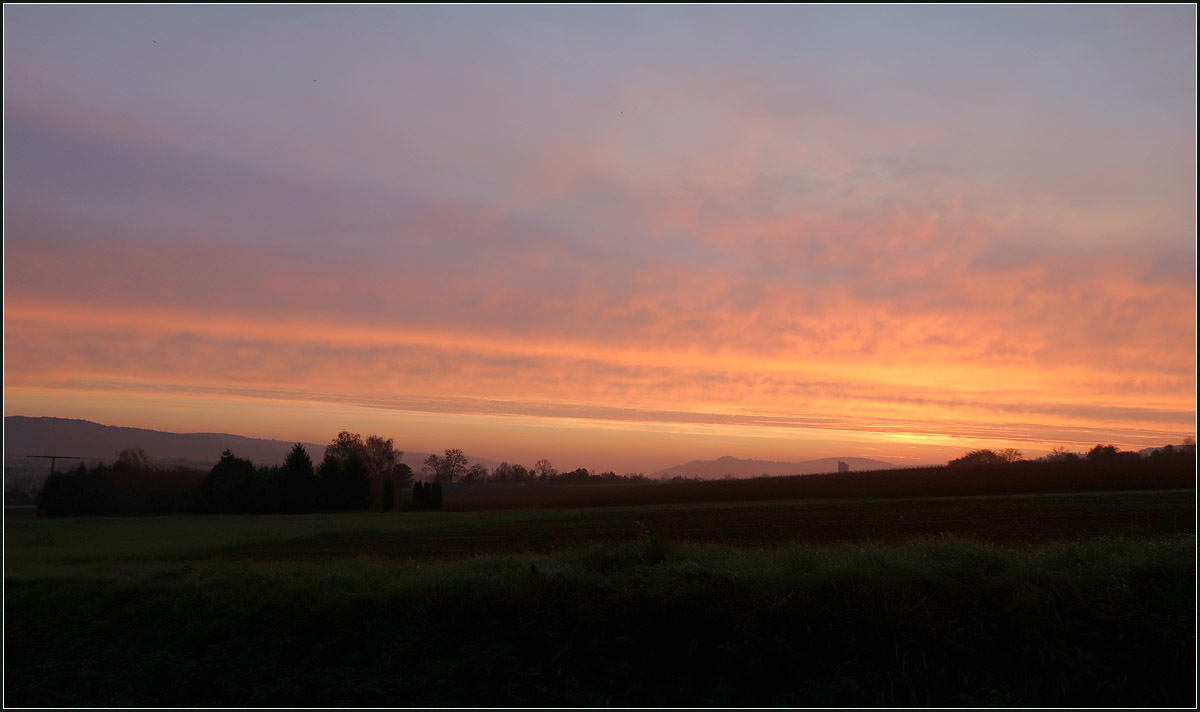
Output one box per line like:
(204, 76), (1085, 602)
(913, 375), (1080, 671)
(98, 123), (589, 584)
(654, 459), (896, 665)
(26, 455), (83, 475)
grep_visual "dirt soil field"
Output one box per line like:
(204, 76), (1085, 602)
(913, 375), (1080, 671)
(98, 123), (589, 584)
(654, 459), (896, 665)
(211, 490), (1195, 562)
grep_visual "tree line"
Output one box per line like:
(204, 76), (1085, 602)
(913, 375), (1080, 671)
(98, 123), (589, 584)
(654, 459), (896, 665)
(33, 431), (649, 517)
(34, 431), (408, 517)
(949, 441), (1195, 467)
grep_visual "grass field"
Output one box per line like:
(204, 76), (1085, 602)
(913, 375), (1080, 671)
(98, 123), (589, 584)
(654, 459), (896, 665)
(5, 489), (1196, 706)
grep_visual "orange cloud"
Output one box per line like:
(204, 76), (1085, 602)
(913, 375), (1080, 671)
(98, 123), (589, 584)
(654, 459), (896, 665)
(5, 65), (1194, 469)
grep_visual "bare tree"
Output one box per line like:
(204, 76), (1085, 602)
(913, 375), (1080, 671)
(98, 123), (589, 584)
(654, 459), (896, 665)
(365, 435), (401, 482)
(442, 449), (468, 483)
(534, 459), (557, 481)
(1046, 446), (1080, 463)
(423, 449), (468, 483)
(115, 448), (151, 469)
(422, 453), (441, 482)
(997, 448), (1023, 463)
(463, 463), (489, 483)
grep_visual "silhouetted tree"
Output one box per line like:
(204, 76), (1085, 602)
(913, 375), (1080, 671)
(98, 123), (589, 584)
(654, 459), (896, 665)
(423, 449), (468, 484)
(36, 463), (110, 516)
(115, 447), (152, 469)
(949, 449), (1007, 466)
(1045, 446), (1082, 463)
(392, 462), (414, 490)
(463, 463), (489, 483)
(325, 431), (365, 462)
(1084, 444), (1139, 464)
(1150, 444), (1176, 458)
(997, 448), (1023, 463)
(382, 479), (394, 511)
(281, 443), (316, 512)
(108, 447), (168, 514)
(365, 435), (401, 481)
(38, 454), (203, 516)
(363, 435), (400, 506)
(196, 450), (261, 513)
(563, 467), (590, 483)
(317, 432), (371, 510)
(421, 455), (439, 483)
(491, 462), (529, 483)
(431, 482), (443, 510)
(534, 459), (557, 482)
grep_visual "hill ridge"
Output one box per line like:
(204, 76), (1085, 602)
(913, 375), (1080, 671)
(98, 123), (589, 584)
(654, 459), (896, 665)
(3, 416), (498, 477)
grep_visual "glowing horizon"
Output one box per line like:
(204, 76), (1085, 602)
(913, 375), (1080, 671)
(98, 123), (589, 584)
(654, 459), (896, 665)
(4, 6), (1196, 473)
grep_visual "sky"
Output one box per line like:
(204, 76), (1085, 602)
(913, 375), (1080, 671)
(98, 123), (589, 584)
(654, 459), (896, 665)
(3, 5), (1196, 473)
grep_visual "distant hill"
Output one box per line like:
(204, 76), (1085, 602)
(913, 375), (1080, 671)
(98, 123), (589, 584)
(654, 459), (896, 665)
(653, 455), (894, 480)
(1138, 443), (1196, 457)
(3, 416), (498, 479)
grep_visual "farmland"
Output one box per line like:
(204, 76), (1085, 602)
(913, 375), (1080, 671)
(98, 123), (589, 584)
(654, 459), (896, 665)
(202, 489), (1193, 561)
(5, 487), (1195, 707)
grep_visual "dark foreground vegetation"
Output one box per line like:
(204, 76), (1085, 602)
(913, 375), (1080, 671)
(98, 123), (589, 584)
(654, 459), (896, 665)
(5, 504), (1194, 706)
(204, 490), (1196, 559)
(12, 438), (1194, 705)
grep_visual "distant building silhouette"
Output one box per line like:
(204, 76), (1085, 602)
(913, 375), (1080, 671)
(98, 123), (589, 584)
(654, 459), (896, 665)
(838, 461), (850, 473)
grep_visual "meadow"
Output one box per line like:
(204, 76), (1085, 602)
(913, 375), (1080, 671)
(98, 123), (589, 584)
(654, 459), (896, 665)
(4, 488), (1195, 707)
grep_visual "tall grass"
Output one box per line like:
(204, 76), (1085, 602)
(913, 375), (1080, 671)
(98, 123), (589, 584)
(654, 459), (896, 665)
(6, 533), (1194, 707)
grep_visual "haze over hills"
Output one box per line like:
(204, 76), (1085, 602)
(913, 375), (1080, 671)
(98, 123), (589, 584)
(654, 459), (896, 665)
(5, 417), (898, 483)
(1138, 444), (1195, 457)
(654, 455), (894, 479)
(3, 416), (499, 478)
